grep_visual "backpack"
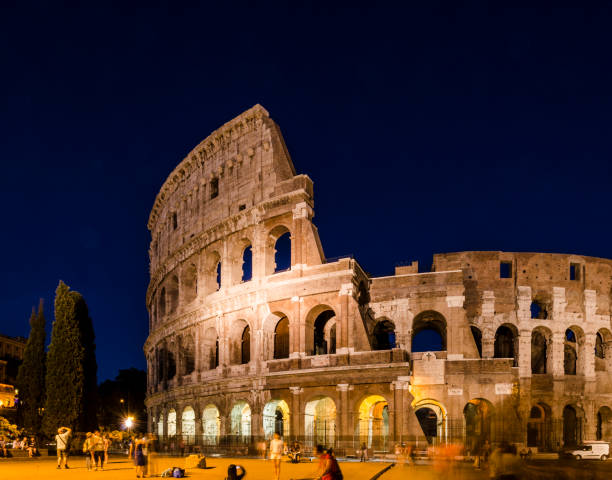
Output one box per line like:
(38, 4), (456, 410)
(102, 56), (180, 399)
(161, 468), (174, 478)
(172, 467), (185, 478)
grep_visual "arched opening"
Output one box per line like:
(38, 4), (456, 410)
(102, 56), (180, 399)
(470, 326), (482, 358)
(494, 324), (517, 366)
(157, 413), (164, 437)
(305, 396), (336, 449)
(313, 309), (336, 355)
(182, 263), (198, 304)
(180, 334), (195, 375)
(215, 261), (222, 290)
(242, 245), (252, 282)
(168, 275), (179, 314)
(358, 395), (389, 451)
(564, 328), (578, 375)
(202, 327), (218, 371)
(167, 409), (177, 437)
(531, 328), (550, 374)
(181, 406), (196, 444)
(464, 399), (494, 454)
(266, 226), (291, 275)
(229, 320), (250, 365)
(167, 349), (176, 380)
(412, 311), (447, 352)
(563, 405), (583, 447)
(274, 316), (289, 359)
(596, 332), (605, 359)
(230, 402), (251, 444)
(414, 400), (446, 445)
(263, 400), (290, 439)
(241, 326), (251, 364)
(596, 406), (612, 441)
(373, 320), (396, 351)
(527, 403), (552, 450)
(595, 329), (612, 372)
(202, 404), (220, 445)
(159, 288), (166, 318)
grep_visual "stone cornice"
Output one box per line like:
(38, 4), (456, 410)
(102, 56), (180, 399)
(147, 104), (269, 232)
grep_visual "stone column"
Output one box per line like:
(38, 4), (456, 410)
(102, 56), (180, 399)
(551, 332), (565, 377)
(582, 335), (596, 379)
(482, 328), (495, 359)
(289, 387), (304, 442)
(290, 295), (302, 358)
(292, 202), (313, 268)
(337, 384), (351, 451)
(446, 294), (467, 357)
(391, 380), (404, 443)
(337, 283), (354, 354)
(518, 329), (532, 377)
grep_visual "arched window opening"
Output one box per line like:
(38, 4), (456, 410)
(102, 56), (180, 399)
(202, 405), (220, 446)
(202, 328), (218, 371)
(416, 408), (438, 444)
(181, 406), (196, 444)
(274, 232), (291, 273)
(596, 333), (605, 359)
(167, 409), (177, 437)
(304, 397), (336, 449)
(168, 275), (179, 314)
(159, 288), (166, 318)
(527, 403), (553, 450)
(157, 413), (164, 437)
(215, 261), (222, 291)
(531, 330), (548, 374)
(412, 311), (447, 352)
(230, 402), (251, 444)
(242, 245), (252, 282)
(241, 326), (251, 364)
(373, 320), (396, 350)
(274, 316), (290, 359)
(181, 335), (195, 375)
(263, 400), (290, 439)
(530, 301), (548, 319)
(470, 326), (482, 358)
(494, 325), (517, 366)
(182, 264), (198, 304)
(167, 351), (176, 380)
(564, 328), (578, 375)
(313, 310), (336, 355)
(596, 407), (612, 442)
(358, 395), (389, 451)
(563, 405), (582, 447)
(464, 399), (494, 452)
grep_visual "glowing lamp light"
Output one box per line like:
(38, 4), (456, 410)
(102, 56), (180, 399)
(125, 416), (134, 429)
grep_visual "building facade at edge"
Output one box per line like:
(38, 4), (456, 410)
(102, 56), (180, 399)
(144, 105), (612, 454)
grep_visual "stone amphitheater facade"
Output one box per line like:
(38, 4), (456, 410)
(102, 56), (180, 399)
(144, 105), (612, 454)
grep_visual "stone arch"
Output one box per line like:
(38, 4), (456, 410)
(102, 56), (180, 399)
(527, 402), (552, 450)
(230, 401), (251, 443)
(241, 243), (253, 282)
(306, 305), (337, 355)
(595, 328), (612, 372)
(202, 326), (219, 370)
(531, 326), (552, 374)
(412, 310), (447, 352)
(181, 406), (196, 444)
(205, 250), (222, 294)
(494, 323), (518, 366)
(264, 312), (290, 360)
(463, 398), (494, 453)
(563, 404), (585, 447)
(182, 262), (198, 304)
(158, 288), (167, 319)
(596, 406), (612, 441)
(470, 325), (483, 358)
(180, 333), (195, 375)
(167, 408), (177, 437)
(414, 398), (447, 445)
(266, 225), (292, 275)
(304, 396), (336, 449)
(357, 395), (389, 450)
(564, 326), (584, 376)
(167, 275), (179, 314)
(263, 399), (290, 439)
(229, 319), (251, 365)
(373, 319), (396, 351)
(202, 404), (220, 445)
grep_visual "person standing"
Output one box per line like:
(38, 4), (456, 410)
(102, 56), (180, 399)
(360, 443), (367, 462)
(269, 432), (284, 480)
(134, 436), (147, 479)
(103, 434), (111, 467)
(55, 427), (72, 469)
(91, 431), (105, 471)
(82, 433), (93, 471)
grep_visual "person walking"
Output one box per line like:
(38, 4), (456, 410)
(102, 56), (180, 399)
(91, 431), (105, 471)
(82, 433), (93, 471)
(269, 432), (284, 480)
(134, 436), (147, 478)
(55, 426), (72, 469)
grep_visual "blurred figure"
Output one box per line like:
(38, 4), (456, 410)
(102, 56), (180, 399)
(82, 432), (93, 471)
(134, 436), (147, 478)
(489, 442), (522, 480)
(146, 433), (158, 477)
(288, 441), (302, 463)
(270, 432), (284, 480)
(226, 463), (247, 480)
(103, 434), (110, 466)
(360, 442), (367, 462)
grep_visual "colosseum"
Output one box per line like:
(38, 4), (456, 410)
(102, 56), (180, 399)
(144, 104), (612, 455)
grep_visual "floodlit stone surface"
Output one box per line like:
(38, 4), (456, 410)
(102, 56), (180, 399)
(145, 105), (612, 453)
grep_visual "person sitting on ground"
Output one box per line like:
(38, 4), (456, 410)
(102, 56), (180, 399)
(226, 463), (246, 480)
(317, 447), (343, 480)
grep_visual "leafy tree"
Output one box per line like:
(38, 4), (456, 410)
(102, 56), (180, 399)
(16, 300), (46, 434)
(43, 281), (98, 436)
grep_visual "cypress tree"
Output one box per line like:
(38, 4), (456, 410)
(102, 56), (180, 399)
(43, 281), (98, 436)
(16, 300), (46, 434)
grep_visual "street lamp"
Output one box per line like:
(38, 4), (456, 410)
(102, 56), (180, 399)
(125, 416), (134, 435)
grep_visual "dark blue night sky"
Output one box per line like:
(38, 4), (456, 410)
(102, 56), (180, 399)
(1, 2), (611, 381)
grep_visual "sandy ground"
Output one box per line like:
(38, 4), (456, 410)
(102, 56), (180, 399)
(0, 455), (394, 480)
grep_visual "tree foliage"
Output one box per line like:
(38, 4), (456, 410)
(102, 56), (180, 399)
(43, 281), (98, 436)
(16, 300), (46, 434)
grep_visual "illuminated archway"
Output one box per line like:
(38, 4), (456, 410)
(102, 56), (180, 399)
(181, 406), (196, 444)
(157, 412), (164, 437)
(358, 395), (389, 450)
(263, 400), (290, 439)
(230, 401), (251, 443)
(414, 399), (447, 445)
(167, 409), (177, 437)
(202, 404), (220, 446)
(305, 396), (336, 448)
